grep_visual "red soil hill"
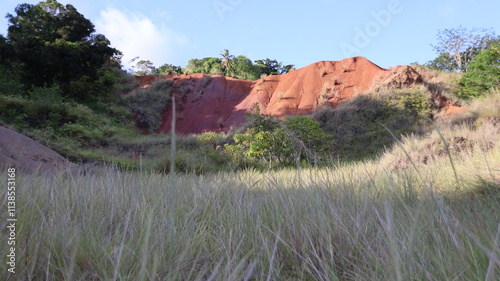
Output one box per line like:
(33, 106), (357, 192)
(137, 57), (425, 135)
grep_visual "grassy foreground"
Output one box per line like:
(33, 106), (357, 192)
(2, 143), (500, 281)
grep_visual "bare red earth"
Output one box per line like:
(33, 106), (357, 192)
(136, 57), (433, 135)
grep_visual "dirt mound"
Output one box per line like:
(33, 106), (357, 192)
(443, 105), (471, 119)
(0, 126), (79, 174)
(136, 57), (432, 135)
(373, 65), (423, 91)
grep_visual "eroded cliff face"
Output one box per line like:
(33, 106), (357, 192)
(136, 57), (427, 135)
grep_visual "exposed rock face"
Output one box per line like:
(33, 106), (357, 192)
(0, 126), (79, 174)
(136, 57), (426, 135)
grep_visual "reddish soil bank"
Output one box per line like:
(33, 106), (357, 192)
(135, 57), (433, 135)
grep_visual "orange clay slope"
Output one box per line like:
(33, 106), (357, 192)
(137, 57), (425, 135)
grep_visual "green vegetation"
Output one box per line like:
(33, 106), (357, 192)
(143, 49), (294, 81)
(2, 142), (499, 280)
(228, 107), (334, 167)
(0, 2), (499, 279)
(131, 48), (294, 81)
(458, 40), (500, 99)
(123, 80), (173, 133)
(425, 26), (497, 72)
(0, 85), (134, 161)
(0, 0), (139, 165)
(5, 0), (120, 101)
(312, 87), (437, 161)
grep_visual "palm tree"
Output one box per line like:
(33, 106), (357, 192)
(220, 49), (235, 77)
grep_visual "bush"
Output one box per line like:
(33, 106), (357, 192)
(458, 41), (500, 99)
(123, 80), (173, 133)
(197, 132), (222, 148)
(312, 90), (436, 161)
(231, 112), (334, 167)
(60, 123), (106, 146)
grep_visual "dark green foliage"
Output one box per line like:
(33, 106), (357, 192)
(6, 0), (119, 100)
(232, 56), (261, 80)
(123, 80), (173, 133)
(425, 53), (459, 72)
(254, 58), (295, 76)
(158, 64), (183, 75)
(184, 51), (294, 80)
(185, 57), (223, 75)
(284, 116), (334, 154)
(0, 35), (23, 96)
(458, 41), (500, 99)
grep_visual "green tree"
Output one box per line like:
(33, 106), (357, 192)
(232, 105), (333, 166)
(185, 57), (223, 74)
(254, 59), (280, 75)
(424, 53), (458, 72)
(0, 35), (14, 66)
(135, 60), (158, 76)
(458, 40), (500, 99)
(6, 0), (119, 98)
(220, 49), (235, 76)
(283, 116), (333, 156)
(158, 64), (182, 75)
(232, 55), (260, 80)
(203, 57), (223, 75)
(185, 53), (294, 80)
(428, 26), (496, 72)
(254, 59), (295, 76)
(185, 58), (203, 73)
(0, 34), (23, 96)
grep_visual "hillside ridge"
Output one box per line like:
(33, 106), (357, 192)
(136, 57), (433, 134)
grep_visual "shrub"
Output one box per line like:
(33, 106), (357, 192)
(383, 89), (436, 119)
(197, 132), (221, 148)
(60, 123), (107, 146)
(458, 41), (500, 99)
(283, 115), (334, 155)
(231, 112), (334, 167)
(123, 80), (173, 132)
(312, 90), (436, 161)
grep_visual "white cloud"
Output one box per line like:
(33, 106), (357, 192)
(95, 8), (187, 68)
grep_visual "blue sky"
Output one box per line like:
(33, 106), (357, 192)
(1, 0), (499, 70)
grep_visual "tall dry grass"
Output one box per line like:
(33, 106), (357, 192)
(1, 142), (499, 280)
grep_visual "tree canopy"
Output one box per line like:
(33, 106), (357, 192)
(426, 26), (496, 72)
(458, 40), (500, 98)
(6, 0), (119, 99)
(181, 51), (294, 80)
